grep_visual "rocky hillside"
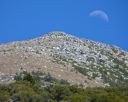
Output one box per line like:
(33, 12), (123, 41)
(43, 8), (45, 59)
(0, 31), (128, 87)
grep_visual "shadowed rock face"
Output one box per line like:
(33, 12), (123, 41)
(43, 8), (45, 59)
(0, 32), (128, 87)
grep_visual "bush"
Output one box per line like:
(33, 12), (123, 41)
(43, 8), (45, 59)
(1, 71), (128, 102)
(0, 91), (10, 102)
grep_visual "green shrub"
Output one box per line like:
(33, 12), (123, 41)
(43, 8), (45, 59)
(0, 90), (10, 102)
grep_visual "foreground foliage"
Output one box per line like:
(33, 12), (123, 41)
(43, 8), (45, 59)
(0, 72), (128, 102)
(0, 81), (128, 102)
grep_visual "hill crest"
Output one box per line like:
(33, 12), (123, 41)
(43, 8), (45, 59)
(0, 31), (128, 87)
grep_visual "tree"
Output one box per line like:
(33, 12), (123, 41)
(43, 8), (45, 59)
(23, 72), (36, 85)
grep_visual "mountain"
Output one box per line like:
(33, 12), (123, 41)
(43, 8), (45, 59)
(0, 31), (128, 87)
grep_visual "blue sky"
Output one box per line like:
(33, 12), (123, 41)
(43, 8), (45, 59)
(0, 0), (128, 51)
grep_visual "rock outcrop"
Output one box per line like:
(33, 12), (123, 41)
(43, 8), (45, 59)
(0, 31), (128, 87)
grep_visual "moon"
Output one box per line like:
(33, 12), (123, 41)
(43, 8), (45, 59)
(89, 10), (109, 22)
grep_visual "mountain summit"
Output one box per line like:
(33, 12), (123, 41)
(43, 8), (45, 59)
(0, 32), (128, 87)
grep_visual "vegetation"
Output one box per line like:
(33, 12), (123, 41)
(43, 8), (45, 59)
(0, 81), (128, 102)
(14, 71), (69, 85)
(0, 72), (128, 102)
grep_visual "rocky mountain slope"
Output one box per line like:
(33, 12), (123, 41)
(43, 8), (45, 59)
(0, 31), (128, 87)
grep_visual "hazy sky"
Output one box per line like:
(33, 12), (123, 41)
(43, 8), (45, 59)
(0, 0), (128, 51)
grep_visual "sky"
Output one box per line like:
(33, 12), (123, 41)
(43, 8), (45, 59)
(0, 0), (128, 51)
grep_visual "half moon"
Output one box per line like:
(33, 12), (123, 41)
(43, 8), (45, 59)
(89, 10), (109, 22)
